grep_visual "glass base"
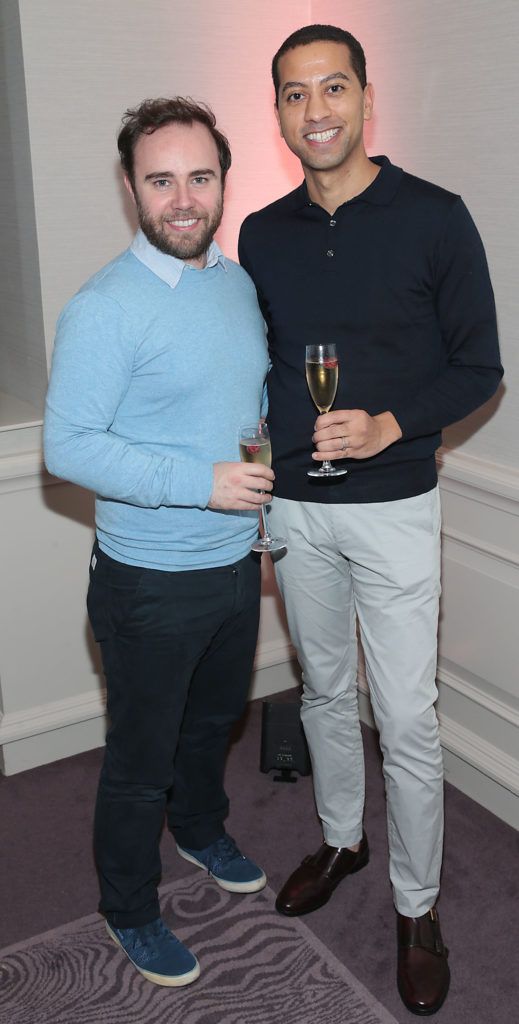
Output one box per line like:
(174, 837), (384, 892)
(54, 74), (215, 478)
(251, 536), (287, 553)
(307, 466), (348, 477)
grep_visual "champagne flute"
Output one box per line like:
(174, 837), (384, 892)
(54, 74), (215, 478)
(305, 343), (348, 478)
(239, 423), (286, 553)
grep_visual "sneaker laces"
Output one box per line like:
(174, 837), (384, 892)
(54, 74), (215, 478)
(204, 834), (242, 873)
(126, 920), (177, 961)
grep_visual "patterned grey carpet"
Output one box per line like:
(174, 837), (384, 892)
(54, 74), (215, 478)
(0, 873), (398, 1024)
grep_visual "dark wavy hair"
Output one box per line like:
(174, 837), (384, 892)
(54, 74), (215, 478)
(272, 24), (367, 103)
(118, 97), (232, 190)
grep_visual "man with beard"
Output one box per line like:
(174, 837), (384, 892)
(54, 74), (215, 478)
(238, 24), (503, 1017)
(44, 97), (271, 988)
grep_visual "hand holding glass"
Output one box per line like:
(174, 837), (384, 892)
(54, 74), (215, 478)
(305, 343), (348, 478)
(239, 423), (286, 553)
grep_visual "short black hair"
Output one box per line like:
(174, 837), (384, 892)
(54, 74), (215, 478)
(118, 97), (231, 191)
(272, 24), (367, 103)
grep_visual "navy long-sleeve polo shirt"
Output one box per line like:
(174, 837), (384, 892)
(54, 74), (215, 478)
(239, 156), (503, 503)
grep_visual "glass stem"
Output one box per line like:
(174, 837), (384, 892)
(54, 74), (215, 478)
(260, 501), (271, 542)
(322, 459), (334, 471)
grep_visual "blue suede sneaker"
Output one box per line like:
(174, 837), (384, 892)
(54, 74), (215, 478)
(105, 918), (200, 986)
(176, 834), (267, 893)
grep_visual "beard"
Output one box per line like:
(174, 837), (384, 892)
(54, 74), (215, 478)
(136, 194), (224, 263)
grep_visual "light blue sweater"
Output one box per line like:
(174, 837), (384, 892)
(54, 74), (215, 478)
(44, 233), (269, 570)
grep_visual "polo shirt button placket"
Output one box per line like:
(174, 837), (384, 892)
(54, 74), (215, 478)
(326, 218), (337, 258)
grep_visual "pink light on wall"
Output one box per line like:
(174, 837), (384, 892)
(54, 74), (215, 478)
(205, 2), (311, 260)
(310, 0), (398, 159)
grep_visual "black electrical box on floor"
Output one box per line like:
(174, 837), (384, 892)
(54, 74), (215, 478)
(260, 700), (311, 782)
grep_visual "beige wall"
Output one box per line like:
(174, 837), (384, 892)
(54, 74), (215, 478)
(16, 0), (307, 365)
(0, 1), (518, 828)
(0, 0), (46, 416)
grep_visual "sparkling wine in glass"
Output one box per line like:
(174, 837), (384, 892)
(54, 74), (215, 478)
(305, 343), (348, 478)
(239, 423), (286, 553)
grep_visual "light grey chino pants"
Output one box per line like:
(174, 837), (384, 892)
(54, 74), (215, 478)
(268, 487), (443, 917)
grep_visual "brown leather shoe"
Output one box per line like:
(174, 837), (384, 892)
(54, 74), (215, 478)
(397, 907), (450, 1015)
(275, 832), (369, 916)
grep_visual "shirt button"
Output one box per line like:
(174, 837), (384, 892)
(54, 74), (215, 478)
(330, 219), (336, 227)
(326, 249), (334, 258)
(232, 567), (238, 576)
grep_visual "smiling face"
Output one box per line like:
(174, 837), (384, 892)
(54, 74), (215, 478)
(275, 41), (374, 175)
(125, 120), (224, 268)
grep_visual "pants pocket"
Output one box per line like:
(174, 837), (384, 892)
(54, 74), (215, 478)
(87, 545), (147, 641)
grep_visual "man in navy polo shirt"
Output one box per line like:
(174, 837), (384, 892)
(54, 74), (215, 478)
(239, 24), (502, 1016)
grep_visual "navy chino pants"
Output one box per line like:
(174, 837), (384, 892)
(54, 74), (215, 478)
(87, 541), (261, 928)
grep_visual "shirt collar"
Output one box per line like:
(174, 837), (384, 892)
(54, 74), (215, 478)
(130, 228), (226, 288)
(293, 155), (403, 211)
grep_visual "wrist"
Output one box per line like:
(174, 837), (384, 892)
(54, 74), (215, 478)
(375, 411), (402, 448)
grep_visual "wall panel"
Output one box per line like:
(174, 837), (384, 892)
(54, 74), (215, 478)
(1, 3), (518, 833)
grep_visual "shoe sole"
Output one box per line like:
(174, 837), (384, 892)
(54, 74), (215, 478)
(276, 847), (370, 916)
(176, 845), (267, 893)
(105, 921), (200, 987)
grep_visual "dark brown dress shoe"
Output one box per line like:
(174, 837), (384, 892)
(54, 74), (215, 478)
(275, 831), (369, 916)
(397, 907), (450, 1015)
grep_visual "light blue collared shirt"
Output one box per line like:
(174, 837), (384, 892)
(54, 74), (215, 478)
(130, 228), (226, 289)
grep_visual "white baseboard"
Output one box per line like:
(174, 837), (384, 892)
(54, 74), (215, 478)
(252, 637), (296, 673)
(437, 664), (519, 728)
(0, 688), (106, 745)
(357, 675), (519, 830)
(2, 653), (519, 830)
(441, 748), (519, 830)
(0, 715), (108, 776)
(0, 639), (298, 776)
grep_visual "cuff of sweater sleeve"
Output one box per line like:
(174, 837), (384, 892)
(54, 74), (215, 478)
(389, 404), (425, 442)
(170, 458), (214, 509)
